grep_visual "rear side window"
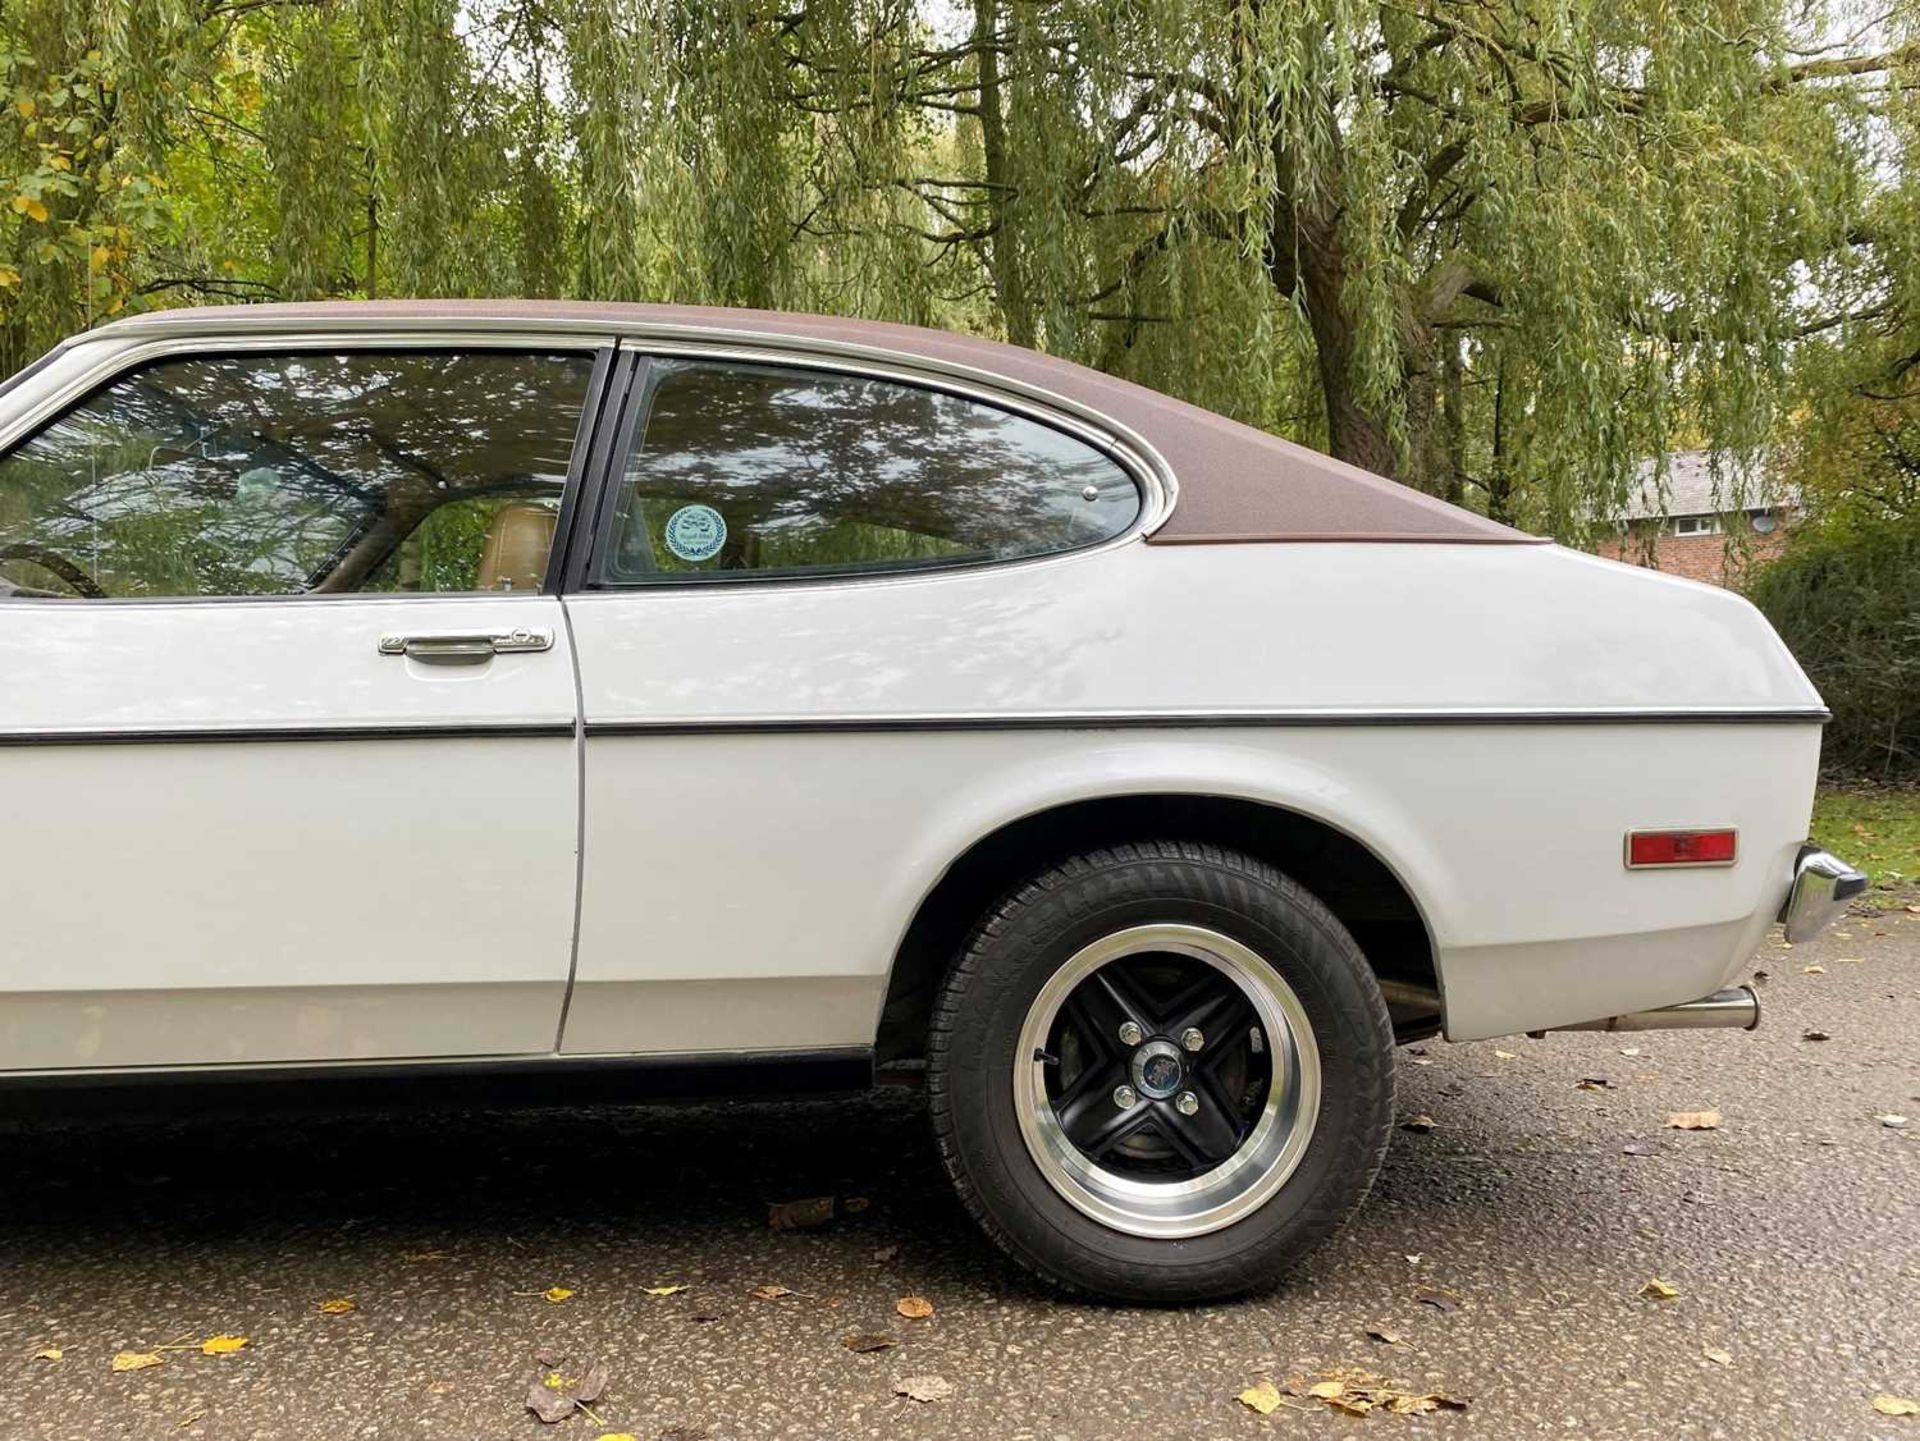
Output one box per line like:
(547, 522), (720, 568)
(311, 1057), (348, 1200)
(595, 360), (1139, 584)
(0, 349), (595, 600)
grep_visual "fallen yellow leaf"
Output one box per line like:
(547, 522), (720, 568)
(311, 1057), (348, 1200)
(642, 1284), (687, 1297)
(1493, 1049), (1517, 1059)
(542, 1287), (575, 1304)
(749, 1284), (795, 1301)
(896, 1295), (935, 1319)
(1804, 964), (1826, 975)
(1237, 1379), (1282, 1415)
(596, 1434), (641, 1441)
(1874, 1395), (1919, 1417)
(1703, 1346), (1733, 1366)
(112, 1351), (163, 1372)
(14, 99), (35, 118)
(1667, 1110), (1722, 1130)
(1307, 1380), (1347, 1399)
(200, 1335), (249, 1355)
(1640, 1278), (1680, 1300)
(318, 1298), (355, 1315)
(32, 1346), (62, 1361)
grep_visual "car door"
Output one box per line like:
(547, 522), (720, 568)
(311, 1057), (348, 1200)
(559, 353), (1143, 1058)
(0, 338), (611, 1071)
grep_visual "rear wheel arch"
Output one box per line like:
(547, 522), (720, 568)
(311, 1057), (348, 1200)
(875, 792), (1442, 1067)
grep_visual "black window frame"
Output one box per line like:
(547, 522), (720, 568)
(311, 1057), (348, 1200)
(0, 340), (616, 605)
(568, 353), (1147, 593)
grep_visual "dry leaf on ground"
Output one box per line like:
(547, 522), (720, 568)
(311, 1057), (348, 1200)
(642, 1284), (688, 1297)
(1414, 1288), (1460, 1313)
(1237, 1380), (1283, 1415)
(1400, 1115), (1437, 1132)
(1703, 1346), (1733, 1366)
(1493, 1049), (1517, 1059)
(1804, 964), (1827, 975)
(526, 1359), (610, 1424)
(1296, 1370), (1467, 1417)
(596, 1434), (641, 1441)
(542, 1287), (575, 1303)
(1623, 1140), (1659, 1156)
(1576, 1077), (1614, 1092)
(31, 1346), (62, 1361)
(895, 1295), (935, 1320)
(318, 1299), (355, 1315)
(1874, 1395), (1919, 1417)
(840, 1332), (898, 1353)
(1640, 1278), (1680, 1300)
(892, 1375), (954, 1403)
(871, 1245), (899, 1264)
(112, 1351), (163, 1372)
(1802, 1029), (1832, 1042)
(1365, 1326), (1408, 1346)
(749, 1284), (796, 1301)
(200, 1336), (249, 1356)
(768, 1196), (837, 1231)
(1879, 1114), (1910, 1128)
(1667, 1110), (1722, 1130)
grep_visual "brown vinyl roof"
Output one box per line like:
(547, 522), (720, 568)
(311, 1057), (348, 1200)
(95, 300), (1540, 545)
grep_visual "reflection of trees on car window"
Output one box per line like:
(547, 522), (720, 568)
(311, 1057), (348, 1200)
(0, 350), (591, 599)
(608, 362), (1138, 581)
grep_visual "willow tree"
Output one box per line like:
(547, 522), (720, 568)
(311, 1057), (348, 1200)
(795, 2), (1918, 533)
(2, 0), (1914, 541)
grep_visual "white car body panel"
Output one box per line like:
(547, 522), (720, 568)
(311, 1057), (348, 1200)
(0, 309), (1830, 1078)
(0, 596), (580, 1069)
(564, 541), (1820, 1053)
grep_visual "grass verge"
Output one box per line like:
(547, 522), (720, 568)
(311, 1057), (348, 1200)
(1811, 784), (1920, 897)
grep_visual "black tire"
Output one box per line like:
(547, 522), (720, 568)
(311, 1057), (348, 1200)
(927, 839), (1395, 1303)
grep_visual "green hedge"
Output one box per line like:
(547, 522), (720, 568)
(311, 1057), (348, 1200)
(1747, 515), (1920, 779)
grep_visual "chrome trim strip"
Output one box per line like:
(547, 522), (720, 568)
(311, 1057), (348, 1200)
(0, 707), (1829, 746)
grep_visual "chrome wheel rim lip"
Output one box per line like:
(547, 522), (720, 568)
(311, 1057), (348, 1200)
(1013, 923), (1322, 1240)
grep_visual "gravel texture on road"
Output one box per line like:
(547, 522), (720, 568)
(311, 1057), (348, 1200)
(1, 908), (1914, 1440)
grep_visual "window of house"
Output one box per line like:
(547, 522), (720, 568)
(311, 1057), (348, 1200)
(595, 360), (1140, 585)
(0, 349), (595, 599)
(1670, 514), (1722, 537)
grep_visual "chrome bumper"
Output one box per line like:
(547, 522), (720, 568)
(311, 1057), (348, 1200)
(1780, 845), (1869, 944)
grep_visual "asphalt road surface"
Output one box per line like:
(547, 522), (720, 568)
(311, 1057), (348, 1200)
(2, 907), (1915, 1440)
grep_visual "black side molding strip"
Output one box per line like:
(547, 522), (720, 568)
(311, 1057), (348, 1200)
(0, 708), (1830, 746)
(583, 708), (1832, 736)
(0, 1048), (874, 1118)
(0, 722), (577, 746)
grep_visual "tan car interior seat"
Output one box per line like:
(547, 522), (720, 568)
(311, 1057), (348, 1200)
(475, 502), (558, 592)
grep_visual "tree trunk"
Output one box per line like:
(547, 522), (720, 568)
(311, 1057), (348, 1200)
(973, 0), (1034, 349)
(1294, 208), (1399, 479)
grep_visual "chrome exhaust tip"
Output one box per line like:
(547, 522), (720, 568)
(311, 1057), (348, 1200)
(1553, 985), (1760, 1034)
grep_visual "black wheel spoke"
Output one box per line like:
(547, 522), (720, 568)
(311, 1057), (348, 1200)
(1155, 1089), (1245, 1168)
(1061, 966), (1158, 1053)
(1169, 982), (1257, 1062)
(1058, 1083), (1158, 1158)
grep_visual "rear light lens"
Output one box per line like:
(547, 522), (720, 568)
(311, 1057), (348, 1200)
(1626, 829), (1738, 868)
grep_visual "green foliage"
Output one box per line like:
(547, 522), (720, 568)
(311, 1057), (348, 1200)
(1748, 513), (1920, 780)
(1810, 784), (1920, 893)
(0, 0), (1914, 545)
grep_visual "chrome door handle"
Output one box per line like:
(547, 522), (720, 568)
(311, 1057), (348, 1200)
(376, 627), (554, 663)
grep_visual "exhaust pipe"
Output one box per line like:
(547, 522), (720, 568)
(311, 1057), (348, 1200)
(1550, 985), (1759, 1034)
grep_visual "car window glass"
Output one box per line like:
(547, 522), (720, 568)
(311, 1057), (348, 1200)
(598, 360), (1139, 584)
(0, 349), (594, 599)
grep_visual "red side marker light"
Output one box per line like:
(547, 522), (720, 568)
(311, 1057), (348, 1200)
(1625, 829), (1738, 868)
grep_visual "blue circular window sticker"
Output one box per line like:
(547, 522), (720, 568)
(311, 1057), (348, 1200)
(663, 504), (727, 563)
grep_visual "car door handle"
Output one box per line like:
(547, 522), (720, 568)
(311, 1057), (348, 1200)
(376, 628), (554, 664)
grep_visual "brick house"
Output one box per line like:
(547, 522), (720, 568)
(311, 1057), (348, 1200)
(1596, 450), (1797, 587)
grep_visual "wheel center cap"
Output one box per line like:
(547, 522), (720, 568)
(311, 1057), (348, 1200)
(1130, 1039), (1185, 1100)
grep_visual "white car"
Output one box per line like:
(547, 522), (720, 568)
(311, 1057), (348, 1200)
(0, 301), (1863, 1300)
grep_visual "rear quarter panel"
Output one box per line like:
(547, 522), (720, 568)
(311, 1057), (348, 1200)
(563, 538), (1824, 1048)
